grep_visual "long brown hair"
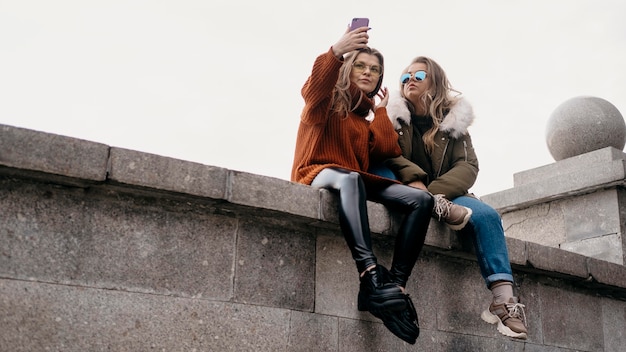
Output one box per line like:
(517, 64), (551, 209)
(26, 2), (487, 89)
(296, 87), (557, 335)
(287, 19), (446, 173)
(332, 47), (384, 118)
(399, 56), (460, 153)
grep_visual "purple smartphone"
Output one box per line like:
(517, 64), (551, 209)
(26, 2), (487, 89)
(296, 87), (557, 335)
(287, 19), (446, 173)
(350, 18), (369, 31)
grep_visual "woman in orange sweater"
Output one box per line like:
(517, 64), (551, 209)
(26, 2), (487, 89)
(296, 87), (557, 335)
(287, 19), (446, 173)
(291, 26), (433, 344)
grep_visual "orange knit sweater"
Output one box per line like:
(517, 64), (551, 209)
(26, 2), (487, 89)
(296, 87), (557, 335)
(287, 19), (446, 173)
(291, 48), (401, 190)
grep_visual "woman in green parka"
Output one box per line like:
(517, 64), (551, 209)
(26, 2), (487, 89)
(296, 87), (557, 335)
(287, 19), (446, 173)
(384, 56), (529, 340)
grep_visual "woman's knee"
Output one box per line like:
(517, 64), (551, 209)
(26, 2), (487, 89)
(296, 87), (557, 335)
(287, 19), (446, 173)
(409, 188), (434, 210)
(470, 202), (500, 223)
(337, 171), (362, 189)
(344, 170), (361, 182)
(313, 168), (362, 191)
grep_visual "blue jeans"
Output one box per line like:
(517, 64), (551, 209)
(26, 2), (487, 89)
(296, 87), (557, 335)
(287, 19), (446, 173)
(368, 163), (514, 288)
(452, 196), (514, 288)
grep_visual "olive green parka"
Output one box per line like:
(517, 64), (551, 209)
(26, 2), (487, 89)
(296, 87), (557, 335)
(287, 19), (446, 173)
(384, 94), (479, 200)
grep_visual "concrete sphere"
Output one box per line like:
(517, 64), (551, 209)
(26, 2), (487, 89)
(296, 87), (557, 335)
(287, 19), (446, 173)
(546, 96), (626, 161)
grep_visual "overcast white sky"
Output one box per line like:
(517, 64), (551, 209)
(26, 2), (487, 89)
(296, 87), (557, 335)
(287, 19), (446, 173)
(1, 0), (625, 196)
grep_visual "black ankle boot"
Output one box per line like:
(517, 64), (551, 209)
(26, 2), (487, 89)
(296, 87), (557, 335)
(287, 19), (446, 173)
(377, 294), (420, 344)
(357, 265), (407, 315)
(357, 266), (420, 344)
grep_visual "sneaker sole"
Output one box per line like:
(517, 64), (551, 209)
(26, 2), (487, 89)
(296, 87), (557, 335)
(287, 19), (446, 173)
(447, 207), (472, 231)
(481, 309), (528, 340)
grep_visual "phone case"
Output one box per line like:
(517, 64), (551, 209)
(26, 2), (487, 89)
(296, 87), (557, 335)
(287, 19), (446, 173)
(350, 18), (369, 31)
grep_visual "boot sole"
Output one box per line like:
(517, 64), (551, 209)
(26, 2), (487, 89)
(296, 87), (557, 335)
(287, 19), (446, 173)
(379, 295), (420, 344)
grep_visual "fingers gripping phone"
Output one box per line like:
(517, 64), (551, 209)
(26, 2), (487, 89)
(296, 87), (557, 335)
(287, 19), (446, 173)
(350, 18), (369, 31)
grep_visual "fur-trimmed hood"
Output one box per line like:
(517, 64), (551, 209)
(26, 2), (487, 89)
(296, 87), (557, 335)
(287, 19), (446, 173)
(386, 91), (475, 139)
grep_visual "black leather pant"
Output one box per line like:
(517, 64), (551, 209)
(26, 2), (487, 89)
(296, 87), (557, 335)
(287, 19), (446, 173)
(312, 168), (434, 287)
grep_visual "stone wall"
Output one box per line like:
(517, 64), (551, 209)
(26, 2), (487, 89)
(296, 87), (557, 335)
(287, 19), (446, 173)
(482, 147), (626, 265)
(1, 124), (626, 351)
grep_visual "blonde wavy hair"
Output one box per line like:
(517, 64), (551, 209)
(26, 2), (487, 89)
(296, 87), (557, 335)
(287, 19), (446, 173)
(399, 56), (461, 153)
(332, 47), (384, 118)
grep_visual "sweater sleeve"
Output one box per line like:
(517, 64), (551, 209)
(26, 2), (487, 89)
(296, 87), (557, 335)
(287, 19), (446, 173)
(300, 48), (344, 125)
(368, 107), (402, 163)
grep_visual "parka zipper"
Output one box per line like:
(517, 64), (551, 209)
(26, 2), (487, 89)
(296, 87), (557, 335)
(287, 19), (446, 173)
(436, 139), (469, 178)
(463, 140), (468, 161)
(436, 139), (449, 178)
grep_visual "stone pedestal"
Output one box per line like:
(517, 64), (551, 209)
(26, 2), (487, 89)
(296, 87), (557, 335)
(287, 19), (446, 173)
(482, 147), (626, 265)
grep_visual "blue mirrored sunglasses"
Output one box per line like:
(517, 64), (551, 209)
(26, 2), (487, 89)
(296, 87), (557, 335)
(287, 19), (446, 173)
(400, 71), (427, 84)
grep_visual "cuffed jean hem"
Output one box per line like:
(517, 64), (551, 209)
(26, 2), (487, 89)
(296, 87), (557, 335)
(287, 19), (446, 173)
(452, 195), (514, 289)
(485, 273), (515, 289)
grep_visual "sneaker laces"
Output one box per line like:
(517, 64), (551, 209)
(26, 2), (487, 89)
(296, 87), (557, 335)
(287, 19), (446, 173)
(506, 301), (528, 326)
(432, 194), (451, 221)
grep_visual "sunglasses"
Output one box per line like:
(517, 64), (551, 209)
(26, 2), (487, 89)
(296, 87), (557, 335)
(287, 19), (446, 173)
(400, 71), (427, 84)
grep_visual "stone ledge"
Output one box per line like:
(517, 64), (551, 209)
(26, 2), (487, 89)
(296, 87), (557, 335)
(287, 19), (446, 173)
(0, 124), (109, 187)
(482, 147), (626, 212)
(513, 147), (626, 186)
(2, 123), (626, 298)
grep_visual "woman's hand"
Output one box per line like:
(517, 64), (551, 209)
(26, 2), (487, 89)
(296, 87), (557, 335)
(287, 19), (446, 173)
(331, 26), (369, 58)
(407, 180), (428, 191)
(375, 87), (389, 110)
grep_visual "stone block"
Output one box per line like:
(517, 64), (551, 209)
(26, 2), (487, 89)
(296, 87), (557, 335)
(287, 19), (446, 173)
(427, 330), (525, 351)
(482, 159), (626, 212)
(513, 147), (625, 187)
(602, 298), (626, 352)
(287, 310), (338, 352)
(561, 190), (621, 242)
(0, 178), (239, 300)
(434, 256), (494, 337)
(561, 234), (623, 265)
(539, 284), (604, 351)
(338, 317), (415, 351)
(318, 189), (340, 225)
(426, 220), (456, 250)
(0, 124), (108, 182)
(366, 201), (393, 235)
(514, 278), (544, 344)
(588, 258), (626, 289)
(501, 202), (566, 247)
(108, 147), (228, 199)
(506, 237), (528, 267)
(315, 231), (360, 319)
(79, 196), (238, 300)
(526, 243), (588, 279)
(403, 253), (442, 332)
(0, 280), (291, 352)
(499, 188), (625, 265)
(234, 219), (316, 311)
(229, 170), (321, 220)
(523, 343), (584, 351)
(0, 178), (88, 281)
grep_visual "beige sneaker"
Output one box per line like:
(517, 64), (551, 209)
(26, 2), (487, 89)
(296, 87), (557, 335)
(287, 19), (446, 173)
(432, 194), (472, 230)
(481, 297), (528, 339)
